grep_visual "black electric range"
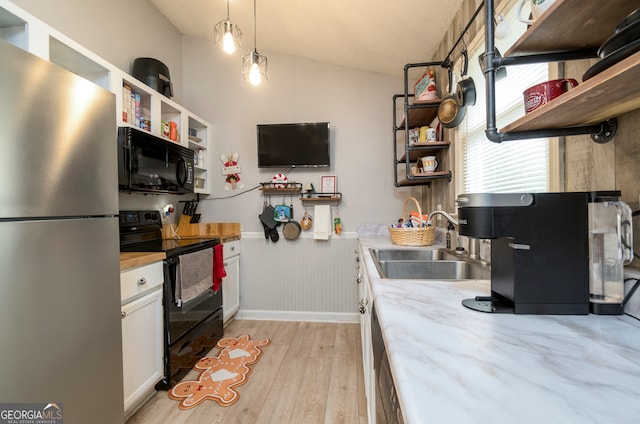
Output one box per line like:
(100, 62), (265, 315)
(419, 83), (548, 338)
(119, 209), (223, 389)
(119, 210), (219, 256)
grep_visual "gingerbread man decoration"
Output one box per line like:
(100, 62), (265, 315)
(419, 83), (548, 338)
(220, 152), (244, 191)
(168, 335), (271, 409)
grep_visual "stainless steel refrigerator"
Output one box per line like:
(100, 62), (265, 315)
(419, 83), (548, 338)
(0, 40), (124, 423)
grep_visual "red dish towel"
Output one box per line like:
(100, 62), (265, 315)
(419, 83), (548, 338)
(213, 243), (227, 292)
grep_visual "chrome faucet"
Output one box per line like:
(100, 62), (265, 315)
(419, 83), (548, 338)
(427, 210), (458, 226)
(427, 210), (482, 258)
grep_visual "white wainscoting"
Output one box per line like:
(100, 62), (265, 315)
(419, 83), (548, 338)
(236, 232), (359, 323)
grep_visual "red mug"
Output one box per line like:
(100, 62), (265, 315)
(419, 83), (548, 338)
(523, 79), (578, 113)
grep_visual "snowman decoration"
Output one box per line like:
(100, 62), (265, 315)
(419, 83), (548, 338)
(220, 152), (244, 191)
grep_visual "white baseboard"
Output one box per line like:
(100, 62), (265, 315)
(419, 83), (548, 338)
(235, 309), (360, 323)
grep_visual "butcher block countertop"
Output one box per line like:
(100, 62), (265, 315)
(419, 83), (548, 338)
(119, 223), (239, 271)
(162, 222), (240, 242)
(119, 252), (166, 271)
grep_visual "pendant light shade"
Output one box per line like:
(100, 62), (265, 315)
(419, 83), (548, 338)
(214, 0), (241, 54)
(243, 50), (268, 86)
(242, 0), (268, 85)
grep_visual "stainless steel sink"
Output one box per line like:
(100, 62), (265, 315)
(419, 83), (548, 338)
(369, 248), (490, 280)
(372, 248), (460, 261)
(376, 260), (471, 279)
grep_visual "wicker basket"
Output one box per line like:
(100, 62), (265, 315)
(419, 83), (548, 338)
(388, 197), (435, 246)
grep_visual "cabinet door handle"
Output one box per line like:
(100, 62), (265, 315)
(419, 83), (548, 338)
(138, 277), (147, 286)
(359, 299), (368, 314)
(121, 311), (126, 319)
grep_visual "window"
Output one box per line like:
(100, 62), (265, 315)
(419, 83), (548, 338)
(458, 4), (554, 194)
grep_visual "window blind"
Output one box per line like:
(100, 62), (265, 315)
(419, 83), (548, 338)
(460, 5), (550, 194)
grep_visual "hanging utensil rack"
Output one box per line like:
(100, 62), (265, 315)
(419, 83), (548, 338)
(300, 192), (343, 203)
(259, 182), (302, 194)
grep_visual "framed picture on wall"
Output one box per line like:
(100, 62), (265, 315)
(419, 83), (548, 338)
(321, 175), (336, 193)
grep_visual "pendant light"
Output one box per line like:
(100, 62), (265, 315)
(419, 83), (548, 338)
(242, 0), (268, 86)
(214, 0), (241, 54)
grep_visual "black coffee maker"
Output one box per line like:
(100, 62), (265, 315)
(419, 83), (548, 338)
(457, 192), (590, 315)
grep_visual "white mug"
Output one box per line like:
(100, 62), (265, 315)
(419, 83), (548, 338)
(420, 156), (438, 172)
(517, 0), (556, 24)
(426, 127), (437, 142)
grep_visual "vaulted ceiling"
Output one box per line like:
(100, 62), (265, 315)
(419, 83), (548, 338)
(150, 0), (465, 76)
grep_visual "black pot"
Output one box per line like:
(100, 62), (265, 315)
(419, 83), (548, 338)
(131, 58), (174, 98)
(456, 77), (476, 107)
(455, 48), (476, 107)
(598, 17), (640, 58)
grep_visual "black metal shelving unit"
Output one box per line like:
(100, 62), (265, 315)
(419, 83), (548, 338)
(393, 0), (639, 189)
(393, 62), (453, 187)
(392, 4), (485, 188)
(481, 0), (639, 143)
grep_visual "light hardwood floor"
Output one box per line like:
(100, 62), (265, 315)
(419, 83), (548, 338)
(126, 319), (368, 424)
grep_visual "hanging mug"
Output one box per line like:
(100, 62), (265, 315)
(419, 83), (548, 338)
(516, 0), (557, 24)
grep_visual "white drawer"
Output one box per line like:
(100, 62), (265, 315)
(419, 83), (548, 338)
(120, 261), (164, 303)
(223, 240), (240, 259)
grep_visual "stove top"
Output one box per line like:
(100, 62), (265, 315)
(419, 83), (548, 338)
(120, 237), (218, 256)
(119, 210), (218, 257)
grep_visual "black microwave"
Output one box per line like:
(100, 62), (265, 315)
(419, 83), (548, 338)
(118, 126), (194, 194)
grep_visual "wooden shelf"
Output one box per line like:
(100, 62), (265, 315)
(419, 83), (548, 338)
(300, 192), (342, 203)
(260, 188), (302, 194)
(411, 171), (450, 178)
(505, 0), (637, 57)
(260, 182), (302, 194)
(399, 141), (450, 162)
(398, 99), (441, 129)
(497, 0), (640, 135)
(397, 171), (452, 187)
(502, 51), (640, 133)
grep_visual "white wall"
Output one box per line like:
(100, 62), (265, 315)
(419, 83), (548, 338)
(182, 36), (421, 232)
(13, 0), (184, 102)
(8, 0), (426, 317)
(13, 0), (422, 231)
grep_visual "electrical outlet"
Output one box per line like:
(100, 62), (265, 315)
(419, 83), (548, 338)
(436, 204), (442, 222)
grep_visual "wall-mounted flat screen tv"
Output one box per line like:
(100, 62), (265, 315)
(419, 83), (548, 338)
(257, 122), (330, 168)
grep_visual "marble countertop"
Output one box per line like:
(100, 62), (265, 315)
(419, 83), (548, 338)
(358, 234), (640, 424)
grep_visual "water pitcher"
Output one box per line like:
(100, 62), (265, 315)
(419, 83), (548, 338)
(588, 191), (633, 315)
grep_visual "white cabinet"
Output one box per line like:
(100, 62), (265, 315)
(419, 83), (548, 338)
(222, 240), (240, 325)
(357, 242), (376, 424)
(120, 262), (164, 418)
(115, 67), (212, 195)
(0, 0), (212, 194)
